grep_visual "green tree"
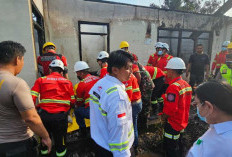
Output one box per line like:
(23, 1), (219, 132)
(150, 0), (222, 14)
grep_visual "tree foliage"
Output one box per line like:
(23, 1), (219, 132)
(150, 0), (222, 14)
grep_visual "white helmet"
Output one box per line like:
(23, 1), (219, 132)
(222, 41), (230, 47)
(97, 51), (109, 60)
(162, 43), (169, 51)
(165, 57), (186, 69)
(49, 59), (64, 70)
(74, 61), (89, 72)
(155, 42), (163, 48)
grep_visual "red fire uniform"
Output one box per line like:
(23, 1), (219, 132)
(144, 66), (166, 80)
(162, 76), (192, 131)
(31, 72), (75, 113)
(211, 51), (228, 72)
(147, 53), (173, 73)
(37, 50), (68, 76)
(75, 74), (99, 108)
(123, 74), (141, 102)
(99, 64), (108, 79)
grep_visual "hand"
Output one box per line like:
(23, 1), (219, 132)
(41, 137), (52, 153)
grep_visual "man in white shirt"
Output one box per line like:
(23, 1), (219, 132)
(89, 50), (134, 157)
(187, 81), (232, 157)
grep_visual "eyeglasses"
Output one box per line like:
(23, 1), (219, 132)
(192, 101), (204, 107)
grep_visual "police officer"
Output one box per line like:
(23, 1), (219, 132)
(216, 54), (232, 85)
(37, 42), (69, 78)
(31, 59), (75, 157)
(161, 57), (192, 157)
(73, 61), (99, 136)
(97, 51), (109, 78)
(89, 50), (134, 157)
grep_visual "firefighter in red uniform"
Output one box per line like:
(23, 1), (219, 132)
(97, 51), (109, 78)
(211, 41), (230, 76)
(120, 41), (141, 84)
(161, 57), (192, 157)
(147, 42), (173, 73)
(37, 42), (69, 78)
(73, 61), (99, 136)
(144, 66), (166, 119)
(123, 74), (142, 155)
(31, 59), (75, 157)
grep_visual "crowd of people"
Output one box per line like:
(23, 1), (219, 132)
(0, 40), (232, 157)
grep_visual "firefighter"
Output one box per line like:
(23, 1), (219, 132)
(228, 42), (232, 54)
(97, 51), (109, 78)
(37, 42), (69, 79)
(73, 61), (99, 136)
(216, 54), (232, 86)
(120, 41), (141, 84)
(123, 73), (142, 155)
(144, 66), (166, 120)
(211, 41), (230, 76)
(147, 42), (173, 73)
(161, 57), (192, 157)
(31, 59), (76, 157)
(89, 50), (134, 157)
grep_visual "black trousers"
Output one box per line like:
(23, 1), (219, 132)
(0, 137), (38, 157)
(189, 74), (204, 89)
(163, 123), (182, 157)
(39, 110), (68, 156)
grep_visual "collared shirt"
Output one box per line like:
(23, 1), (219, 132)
(147, 53), (173, 72)
(89, 75), (134, 157)
(31, 72), (75, 113)
(187, 121), (232, 157)
(162, 76), (192, 131)
(74, 74), (99, 108)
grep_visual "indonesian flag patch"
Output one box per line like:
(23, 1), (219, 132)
(118, 112), (126, 119)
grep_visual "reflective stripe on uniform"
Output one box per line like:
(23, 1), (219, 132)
(126, 86), (132, 91)
(31, 90), (39, 97)
(109, 125), (133, 151)
(132, 88), (140, 93)
(164, 132), (180, 140)
(85, 98), (90, 104)
(56, 149), (67, 157)
(151, 100), (158, 105)
(106, 86), (117, 95)
(90, 95), (107, 116)
(71, 95), (75, 99)
(40, 99), (70, 105)
(179, 87), (192, 95)
(172, 82), (180, 86)
(157, 97), (164, 103)
(41, 150), (48, 155)
(152, 67), (158, 80)
(76, 97), (83, 102)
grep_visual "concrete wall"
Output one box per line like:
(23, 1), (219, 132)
(33, 0), (43, 16)
(0, 0), (37, 87)
(43, 0), (232, 83)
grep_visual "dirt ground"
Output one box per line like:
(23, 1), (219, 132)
(65, 105), (208, 157)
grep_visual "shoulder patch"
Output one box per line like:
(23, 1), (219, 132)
(222, 69), (227, 74)
(167, 93), (176, 102)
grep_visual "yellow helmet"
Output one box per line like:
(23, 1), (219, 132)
(119, 41), (129, 49)
(42, 42), (56, 53)
(227, 42), (232, 49)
